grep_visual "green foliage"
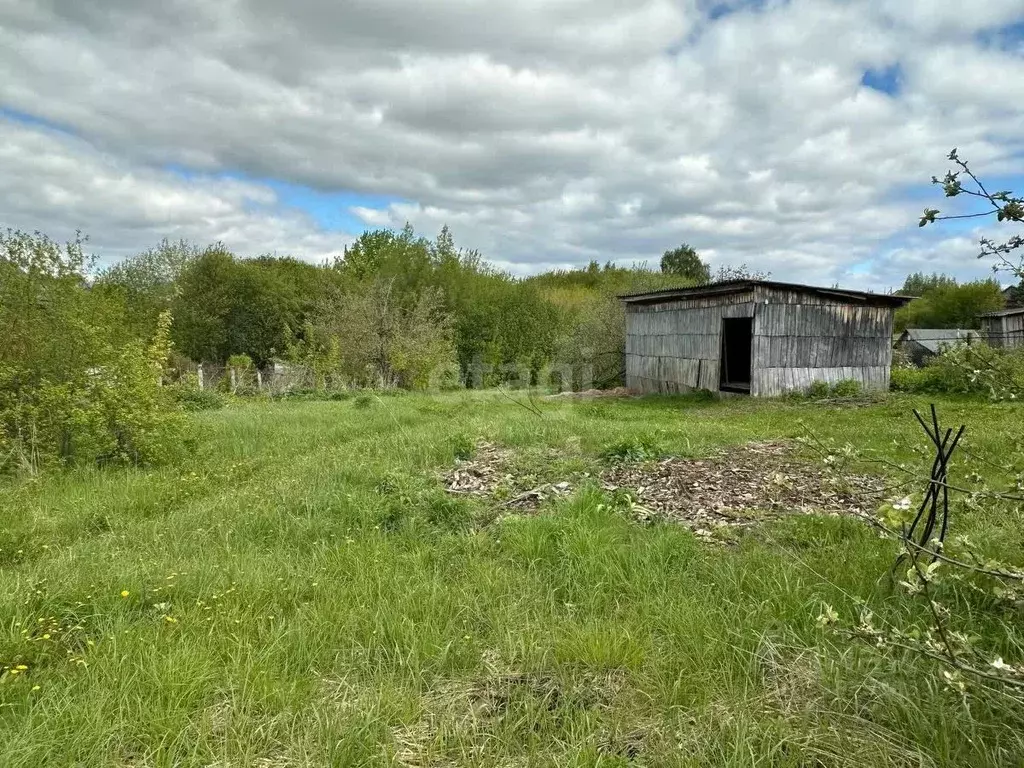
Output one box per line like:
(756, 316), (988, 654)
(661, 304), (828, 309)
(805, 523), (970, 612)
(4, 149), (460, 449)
(226, 354), (254, 370)
(307, 280), (458, 390)
(270, 388), (352, 403)
(600, 434), (662, 462)
(921, 149), (1023, 278)
(660, 243), (710, 282)
(831, 379), (862, 397)
(899, 271), (958, 297)
(167, 379), (226, 411)
(54, 224), (762, 398)
(534, 265), (685, 390)
(894, 278), (1005, 331)
(806, 380), (831, 398)
(95, 239), (198, 340)
(800, 379), (862, 399)
(0, 231), (186, 472)
(890, 342), (1024, 399)
(1009, 280), (1024, 306)
(172, 248), (337, 366)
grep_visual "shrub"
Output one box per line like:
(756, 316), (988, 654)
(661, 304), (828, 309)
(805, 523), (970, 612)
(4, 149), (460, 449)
(831, 379), (862, 397)
(806, 380), (830, 399)
(168, 381), (226, 412)
(889, 366), (932, 393)
(0, 229), (189, 472)
(353, 394), (375, 409)
(889, 342), (1024, 399)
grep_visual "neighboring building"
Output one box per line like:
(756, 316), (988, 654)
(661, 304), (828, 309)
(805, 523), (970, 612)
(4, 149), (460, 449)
(621, 280), (912, 397)
(1002, 285), (1022, 308)
(979, 306), (1024, 349)
(895, 329), (978, 367)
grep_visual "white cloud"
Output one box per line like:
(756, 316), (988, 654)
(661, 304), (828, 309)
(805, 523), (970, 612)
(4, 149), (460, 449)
(0, 119), (352, 265)
(0, 0), (1022, 287)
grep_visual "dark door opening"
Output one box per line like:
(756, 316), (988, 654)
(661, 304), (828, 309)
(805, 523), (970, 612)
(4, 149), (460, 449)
(719, 317), (753, 393)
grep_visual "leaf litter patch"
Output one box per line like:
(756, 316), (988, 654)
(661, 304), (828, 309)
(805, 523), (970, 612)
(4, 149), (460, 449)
(601, 441), (888, 539)
(442, 441), (580, 513)
(441, 439), (887, 538)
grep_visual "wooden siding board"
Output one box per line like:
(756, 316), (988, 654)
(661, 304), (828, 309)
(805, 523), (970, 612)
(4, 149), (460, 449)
(628, 289), (899, 396)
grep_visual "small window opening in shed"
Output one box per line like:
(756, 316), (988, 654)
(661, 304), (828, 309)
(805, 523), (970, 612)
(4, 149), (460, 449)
(719, 318), (753, 393)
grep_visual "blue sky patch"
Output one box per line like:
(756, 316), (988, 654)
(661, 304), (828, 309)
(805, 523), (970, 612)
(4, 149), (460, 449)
(977, 20), (1024, 52)
(1, 105), (79, 137)
(860, 64), (902, 96)
(162, 164), (402, 233)
(703, 0), (771, 21)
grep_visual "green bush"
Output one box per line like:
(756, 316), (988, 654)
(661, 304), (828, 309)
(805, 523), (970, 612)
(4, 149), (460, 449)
(806, 380), (831, 398)
(889, 342), (1024, 399)
(831, 379), (862, 397)
(0, 231), (188, 472)
(889, 366), (932, 393)
(167, 382), (226, 411)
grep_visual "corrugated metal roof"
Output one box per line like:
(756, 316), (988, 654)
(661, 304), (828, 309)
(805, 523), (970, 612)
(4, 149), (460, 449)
(618, 279), (914, 307)
(899, 328), (977, 354)
(979, 306), (1024, 317)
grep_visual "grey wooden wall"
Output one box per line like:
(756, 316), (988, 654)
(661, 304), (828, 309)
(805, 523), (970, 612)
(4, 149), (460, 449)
(625, 290), (754, 394)
(750, 287), (894, 396)
(982, 313), (1024, 349)
(625, 285), (896, 396)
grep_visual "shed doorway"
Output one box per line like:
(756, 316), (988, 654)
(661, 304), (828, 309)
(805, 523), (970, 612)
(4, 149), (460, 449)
(719, 317), (753, 393)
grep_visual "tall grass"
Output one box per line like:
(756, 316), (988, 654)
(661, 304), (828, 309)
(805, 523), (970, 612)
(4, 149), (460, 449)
(0, 392), (1022, 766)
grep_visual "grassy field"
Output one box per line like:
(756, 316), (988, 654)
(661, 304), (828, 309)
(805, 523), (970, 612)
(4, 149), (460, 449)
(1, 392), (1023, 767)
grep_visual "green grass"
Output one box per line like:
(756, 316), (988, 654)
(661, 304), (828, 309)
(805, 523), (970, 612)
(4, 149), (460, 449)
(1, 392), (1023, 766)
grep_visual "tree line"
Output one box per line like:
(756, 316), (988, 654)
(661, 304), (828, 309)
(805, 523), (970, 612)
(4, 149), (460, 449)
(94, 225), (703, 391)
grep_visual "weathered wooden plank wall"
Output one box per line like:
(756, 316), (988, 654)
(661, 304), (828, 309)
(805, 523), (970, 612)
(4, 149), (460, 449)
(985, 313), (1024, 349)
(624, 291), (754, 394)
(1006, 314), (1024, 349)
(626, 284), (899, 397)
(750, 285), (894, 396)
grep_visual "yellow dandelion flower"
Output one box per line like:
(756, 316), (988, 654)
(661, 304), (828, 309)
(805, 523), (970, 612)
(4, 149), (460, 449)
(31, 685), (40, 691)
(121, 590), (130, 598)
(163, 615), (178, 624)
(15, 665), (28, 671)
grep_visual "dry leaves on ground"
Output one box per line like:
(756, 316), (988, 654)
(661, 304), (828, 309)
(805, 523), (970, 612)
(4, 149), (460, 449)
(544, 387), (635, 400)
(442, 440), (888, 539)
(442, 441), (578, 512)
(600, 441), (888, 539)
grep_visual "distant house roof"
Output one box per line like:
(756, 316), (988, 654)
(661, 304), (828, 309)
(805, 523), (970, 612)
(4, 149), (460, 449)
(619, 279), (914, 308)
(898, 328), (977, 355)
(979, 306), (1024, 318)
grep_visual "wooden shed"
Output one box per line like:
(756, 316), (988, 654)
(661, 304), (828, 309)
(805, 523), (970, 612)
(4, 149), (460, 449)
(895, 328), (978, 367)
(979, 307), (1024, 350)
(621, 280), (912, 397)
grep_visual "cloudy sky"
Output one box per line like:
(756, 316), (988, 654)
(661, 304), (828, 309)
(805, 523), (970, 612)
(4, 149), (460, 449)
(2, 0), (1023, 289)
